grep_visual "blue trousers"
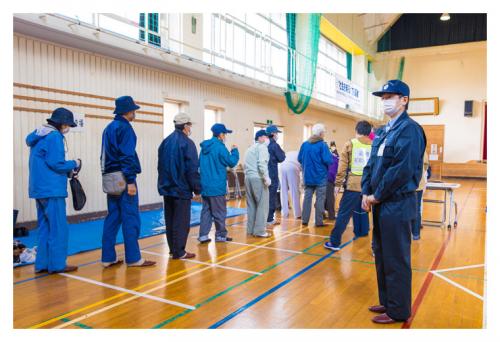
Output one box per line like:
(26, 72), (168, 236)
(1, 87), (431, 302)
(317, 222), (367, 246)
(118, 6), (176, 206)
(329, 190), (369, 247)
(199, 195), (228, 241)
(372, 195), (415, 321)
(412, 190), (424, 237)
(267, 183), (279, 222)
(102, 189), (142, 264)
(35, 198), (69, 272)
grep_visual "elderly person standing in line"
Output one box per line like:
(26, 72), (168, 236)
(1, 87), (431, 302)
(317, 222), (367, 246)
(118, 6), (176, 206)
(158, 113), (201, 259)
(198, 123), (239, 243)
(244, 130), (272, 237)
(26, 108), (81, 273)
(279, 150), (302, 220)
(298, 123), (333, 227)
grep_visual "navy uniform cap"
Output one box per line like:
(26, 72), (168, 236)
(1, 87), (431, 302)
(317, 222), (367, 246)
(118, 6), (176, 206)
(372, 79), (410, 98)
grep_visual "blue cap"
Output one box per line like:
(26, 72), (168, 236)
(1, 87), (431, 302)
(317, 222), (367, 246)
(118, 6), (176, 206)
(113, 95), (140, 115)
(266, 125), (282, 135)
(372, 79), (410, 98)
(211, 123), (233, 136)
(47, 107), (77, 127)
(255, 129), (267, 140)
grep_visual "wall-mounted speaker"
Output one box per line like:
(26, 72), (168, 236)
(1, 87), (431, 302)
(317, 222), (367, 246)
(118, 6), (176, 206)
(464, 100), (474, 117)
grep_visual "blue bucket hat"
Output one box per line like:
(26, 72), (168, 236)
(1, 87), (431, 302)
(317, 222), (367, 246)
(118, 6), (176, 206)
(372, 79), (410, 98)
(113, 95), (140, 115)
(211, 123), (233, 136)
(266, 125), (282, 135)
(47, 107), (77, 127)
(255, 129), (267, 141)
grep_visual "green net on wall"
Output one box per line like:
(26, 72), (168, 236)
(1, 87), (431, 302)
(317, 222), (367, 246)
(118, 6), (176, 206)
(285, 13), (321, 114)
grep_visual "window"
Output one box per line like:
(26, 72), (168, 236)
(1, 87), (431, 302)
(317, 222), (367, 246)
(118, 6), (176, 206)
(202, 13), (287, 86)
(204, 108), (222, 140)
(303, 124), (312, 142)
(163, 101), (182, 138)
(315, 35), (348, 108)
(139, 13), (161, 47)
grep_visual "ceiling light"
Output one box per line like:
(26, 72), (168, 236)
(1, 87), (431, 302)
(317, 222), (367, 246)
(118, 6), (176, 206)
(440, 13), (450, 21)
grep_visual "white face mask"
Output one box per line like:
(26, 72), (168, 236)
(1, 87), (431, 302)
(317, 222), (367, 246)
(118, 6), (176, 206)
(382, 98), (402, 117)
(273, 134), (279, 141)
(61, 127), (70, 134)
(263, 138), (270, 146)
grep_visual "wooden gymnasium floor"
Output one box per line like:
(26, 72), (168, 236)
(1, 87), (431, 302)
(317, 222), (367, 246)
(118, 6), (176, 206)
(13, 178), (486, 329)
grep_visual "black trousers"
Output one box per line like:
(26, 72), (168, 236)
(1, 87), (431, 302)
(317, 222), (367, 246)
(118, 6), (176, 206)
(163, 196), (191, 258)
(325, 181), (336, 219)
(372, 195), (415, 321)
(267, 183), (279, 223)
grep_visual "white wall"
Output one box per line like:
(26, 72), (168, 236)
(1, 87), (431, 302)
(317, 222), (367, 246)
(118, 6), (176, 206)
(372, 42), (487, 163)
(14, 33), (358, 223)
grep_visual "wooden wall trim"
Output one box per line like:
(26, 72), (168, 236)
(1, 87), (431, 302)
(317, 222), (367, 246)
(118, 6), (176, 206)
(85, 114), (163, 125)
(14, 94), (163, 117)
(13, 82), (163, 108)
(442, 161), (487, 179)
(13, 107), (163, 125)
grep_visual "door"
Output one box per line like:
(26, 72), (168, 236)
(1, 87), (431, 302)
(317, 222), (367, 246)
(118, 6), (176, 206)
(421, 125), (445, 181)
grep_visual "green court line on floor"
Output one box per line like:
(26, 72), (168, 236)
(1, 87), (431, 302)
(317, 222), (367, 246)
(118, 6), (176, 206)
(60, 317), (93, 329)
(151, 238), (328, 329)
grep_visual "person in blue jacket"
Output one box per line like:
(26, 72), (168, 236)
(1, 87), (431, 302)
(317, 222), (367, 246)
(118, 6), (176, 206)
(100, 96), (156, 268)
(26, 108), (81, 273)
(265, 125), (286, 226)
(158, 112), (201, 259)
(198, 123), (239, 243)
(298, 123), (334, 227)
(361, 80), (426, 324)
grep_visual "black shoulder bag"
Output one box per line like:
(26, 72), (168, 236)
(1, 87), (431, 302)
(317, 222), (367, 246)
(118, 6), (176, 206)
(70, 159), (86, 211)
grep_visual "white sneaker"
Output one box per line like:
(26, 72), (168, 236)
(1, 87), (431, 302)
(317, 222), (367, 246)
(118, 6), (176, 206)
(253, 232), (272, 238)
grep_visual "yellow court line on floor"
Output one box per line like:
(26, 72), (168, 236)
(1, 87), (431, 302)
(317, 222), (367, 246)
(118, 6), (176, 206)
(29, 225), (305, 329)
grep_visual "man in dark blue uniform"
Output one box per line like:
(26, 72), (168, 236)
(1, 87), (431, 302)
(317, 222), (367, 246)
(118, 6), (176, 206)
(266, 125), (286, 226)
(101, 96), (156, 268)
(158, 113), (201, 259)
(361, 80), (426, 324)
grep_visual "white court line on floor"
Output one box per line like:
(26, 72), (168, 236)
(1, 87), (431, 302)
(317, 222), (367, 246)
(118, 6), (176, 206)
(59, 273), (196, 310)
(228, 241), (302, 254)
(431, 271), (484, 301)
(54, 266), (210, 329)
(54, 229), (302, 329)
(141, 250), (262, 275)
(434, 264), (484, 273)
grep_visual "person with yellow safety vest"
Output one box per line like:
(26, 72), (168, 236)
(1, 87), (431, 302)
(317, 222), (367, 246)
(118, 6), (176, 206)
(324, 120), (373, 250)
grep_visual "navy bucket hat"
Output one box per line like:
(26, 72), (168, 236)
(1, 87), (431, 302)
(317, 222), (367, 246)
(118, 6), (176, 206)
(113, 95), (140, 115)
(47, 107), (77, 127)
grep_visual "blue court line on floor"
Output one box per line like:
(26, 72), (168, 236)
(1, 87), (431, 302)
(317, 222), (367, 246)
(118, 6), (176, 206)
(208, 237), (357, 329)
(13, 220), (247, 286)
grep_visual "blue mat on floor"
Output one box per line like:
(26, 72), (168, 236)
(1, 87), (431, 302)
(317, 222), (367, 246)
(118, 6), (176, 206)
(14, 202), (246, 268)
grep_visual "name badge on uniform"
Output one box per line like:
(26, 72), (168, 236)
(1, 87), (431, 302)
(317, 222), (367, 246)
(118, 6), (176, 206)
(377, 141), (386, 157)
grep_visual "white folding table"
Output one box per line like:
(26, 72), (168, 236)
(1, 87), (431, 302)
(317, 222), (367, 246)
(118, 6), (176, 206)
(422, 182), (461, 230)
